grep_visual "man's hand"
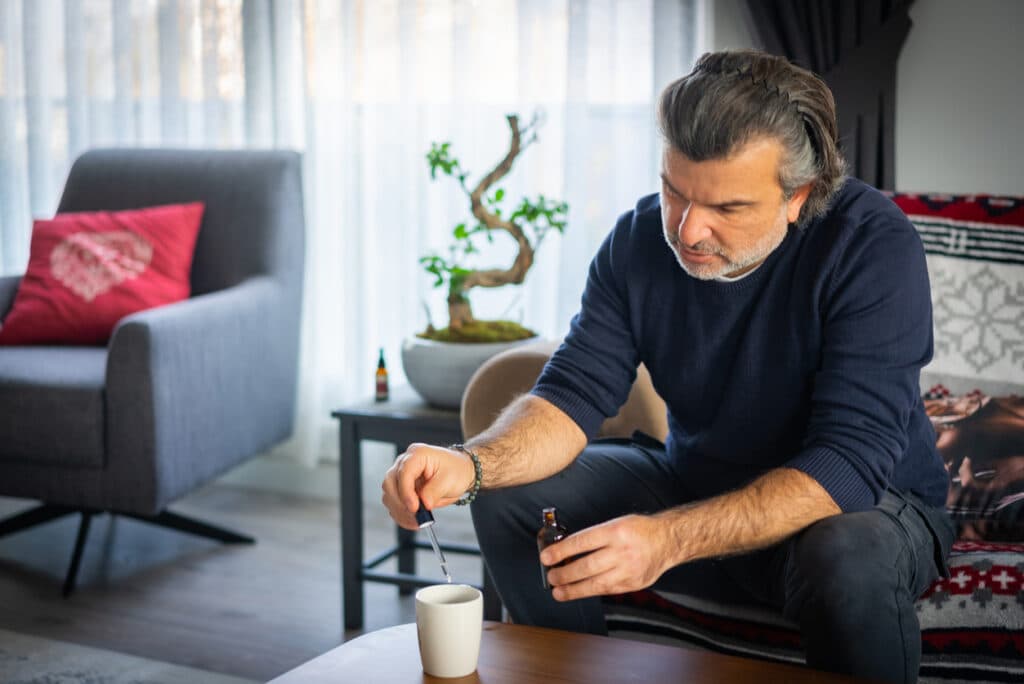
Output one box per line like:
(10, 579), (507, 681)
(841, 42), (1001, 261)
(381, 443), (475, 530)
(540, 514), (675, 602)
(541, 468), (841, 599)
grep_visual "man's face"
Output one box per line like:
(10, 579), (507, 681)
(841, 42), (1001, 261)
(659, 138), (810, 280)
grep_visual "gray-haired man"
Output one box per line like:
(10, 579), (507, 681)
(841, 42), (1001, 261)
(382, 50), (953, 683)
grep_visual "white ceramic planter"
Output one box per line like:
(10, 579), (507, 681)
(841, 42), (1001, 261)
(401, 335), (539, 409)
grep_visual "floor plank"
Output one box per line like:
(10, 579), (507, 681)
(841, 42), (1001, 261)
(0, 464), (484, 681)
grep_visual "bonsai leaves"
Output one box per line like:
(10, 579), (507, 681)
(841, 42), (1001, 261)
(509, 194), (569, 249)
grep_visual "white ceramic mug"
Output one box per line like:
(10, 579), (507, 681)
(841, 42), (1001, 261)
(415, 584), (483, 678)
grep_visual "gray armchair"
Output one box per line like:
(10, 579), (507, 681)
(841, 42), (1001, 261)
(0, 149), (305, 594)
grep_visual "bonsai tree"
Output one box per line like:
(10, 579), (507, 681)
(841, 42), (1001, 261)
(420, 113), (568, 343)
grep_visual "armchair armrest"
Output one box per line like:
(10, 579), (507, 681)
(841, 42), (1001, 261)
(461, 340), (668, 443)
(103, 276), (299, 513)
(0, 275), (21, 319)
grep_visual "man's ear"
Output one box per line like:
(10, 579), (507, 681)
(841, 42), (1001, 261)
(786, 182), (813, 224)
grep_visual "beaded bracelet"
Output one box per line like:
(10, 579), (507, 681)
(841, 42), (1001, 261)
(450, 443), (482, 506)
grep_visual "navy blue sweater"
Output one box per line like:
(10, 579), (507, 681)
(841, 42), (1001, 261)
(532, 179), (949, 512)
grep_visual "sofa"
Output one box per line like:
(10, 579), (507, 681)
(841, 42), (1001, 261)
(461, 191), (1024, 682)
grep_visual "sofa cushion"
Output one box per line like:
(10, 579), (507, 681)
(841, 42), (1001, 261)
(919, 541), (1024, 677)
(0, 203), (204, 345)
(0, 347), (107, 468)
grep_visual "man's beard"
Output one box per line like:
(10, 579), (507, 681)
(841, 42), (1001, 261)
(663, 210), (790, 280)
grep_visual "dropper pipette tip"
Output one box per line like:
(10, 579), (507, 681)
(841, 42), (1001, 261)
(417, 502), (452, 583)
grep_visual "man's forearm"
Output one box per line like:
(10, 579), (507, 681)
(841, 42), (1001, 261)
(465, 394), (587, 489)
(656, 467), (842, 565)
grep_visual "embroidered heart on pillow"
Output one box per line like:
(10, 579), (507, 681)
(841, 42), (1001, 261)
(51, 231), (155, 302)
(0, 203), (204, 345)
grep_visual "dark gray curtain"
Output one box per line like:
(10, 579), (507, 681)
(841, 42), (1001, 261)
(745, 0), (915, 190)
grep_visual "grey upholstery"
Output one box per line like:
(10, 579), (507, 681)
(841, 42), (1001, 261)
(0, 149), (305, 515)
(0, 347), (106, 468)
(0, 275), (19, 318)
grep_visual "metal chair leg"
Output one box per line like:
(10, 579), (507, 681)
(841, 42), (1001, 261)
(119, 510), (255, 544)
(0, 504), (76, 538)
(1, 504), (253, 596)
(63, 511), (94, 597)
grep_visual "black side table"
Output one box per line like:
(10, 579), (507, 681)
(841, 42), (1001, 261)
(332, 385), (502, 630)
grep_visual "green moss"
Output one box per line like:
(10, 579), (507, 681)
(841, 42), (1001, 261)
(418, 319), (537, 343)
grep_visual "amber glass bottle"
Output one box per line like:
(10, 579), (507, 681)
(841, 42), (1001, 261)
(536, 507), (569, 590)
(375, 348), (389, 402)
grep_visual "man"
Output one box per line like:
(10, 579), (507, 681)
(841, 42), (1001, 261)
(381, 50), (953, 683)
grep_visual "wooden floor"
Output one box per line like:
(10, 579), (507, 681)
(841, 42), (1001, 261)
(0, 465), (485, 681)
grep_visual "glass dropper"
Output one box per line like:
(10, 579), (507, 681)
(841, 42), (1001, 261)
(416, 503), (452, 583)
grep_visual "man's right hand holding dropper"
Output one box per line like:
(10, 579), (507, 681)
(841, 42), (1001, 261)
(380, 394), (587, 531)
(381, 443), (479, 530)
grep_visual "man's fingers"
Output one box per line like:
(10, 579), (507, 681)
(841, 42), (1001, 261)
(551, 570), (621, 602)
(540, 526), (607, 566)
(381, 472), (419, 530)
(390, 510), (419, 530)
(395, 450), (427, 513)
(546, 548), (616, 587)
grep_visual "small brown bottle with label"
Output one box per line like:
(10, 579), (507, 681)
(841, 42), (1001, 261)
(375, 348), (389, 402)
(537, 507), (569, 590)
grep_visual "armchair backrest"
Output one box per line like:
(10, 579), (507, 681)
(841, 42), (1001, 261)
(56, 149), (304, 298)
(461, 340), (669, 442)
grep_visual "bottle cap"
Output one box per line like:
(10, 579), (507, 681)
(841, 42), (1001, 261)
(415, 502), (435, 528)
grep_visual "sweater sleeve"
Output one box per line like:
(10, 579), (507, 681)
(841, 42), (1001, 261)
(785, 216), (934, 512)
(531, 214), (641, 440)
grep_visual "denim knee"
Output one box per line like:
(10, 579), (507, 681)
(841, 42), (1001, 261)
(784, 512), (912, 622)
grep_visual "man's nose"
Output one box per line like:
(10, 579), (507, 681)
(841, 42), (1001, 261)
(677, 202), (713, 247)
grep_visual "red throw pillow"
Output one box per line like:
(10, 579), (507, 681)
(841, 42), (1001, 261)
(0, 202), (204, 345)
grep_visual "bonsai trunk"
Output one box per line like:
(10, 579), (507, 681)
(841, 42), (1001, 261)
(447, 114), (537, 331)
(447, 294), (474, 330)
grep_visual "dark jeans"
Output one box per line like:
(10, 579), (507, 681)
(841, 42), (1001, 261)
(471, 437), (955, 684)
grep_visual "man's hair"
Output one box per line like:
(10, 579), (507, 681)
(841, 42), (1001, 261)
(658, 50), (847, 227)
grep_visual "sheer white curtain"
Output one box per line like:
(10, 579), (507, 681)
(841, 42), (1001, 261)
(0, 0), (705, 465)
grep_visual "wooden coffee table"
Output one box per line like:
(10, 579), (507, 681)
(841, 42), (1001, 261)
(270, 621), (870, 683)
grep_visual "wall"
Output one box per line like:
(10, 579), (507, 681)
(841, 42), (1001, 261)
(711, 0), (1024, 195)
(711, 0), (760, 52)
(896, 0), (1023, 194)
